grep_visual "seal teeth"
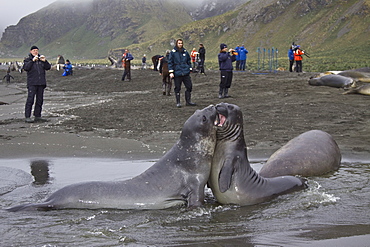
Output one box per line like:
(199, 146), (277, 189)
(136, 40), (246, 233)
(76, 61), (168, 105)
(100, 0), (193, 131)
(214, 114), (220, 126)
(218, 114), (226, 127)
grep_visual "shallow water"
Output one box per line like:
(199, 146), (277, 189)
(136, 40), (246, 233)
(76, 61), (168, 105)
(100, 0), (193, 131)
(0, 157), (369, 246)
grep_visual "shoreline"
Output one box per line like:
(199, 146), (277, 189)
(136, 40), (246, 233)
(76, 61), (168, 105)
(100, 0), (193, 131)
(1, 68), (369, 163)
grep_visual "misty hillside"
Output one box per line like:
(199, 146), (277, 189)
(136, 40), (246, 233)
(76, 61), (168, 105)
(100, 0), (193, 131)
(0, 0), (369, 71)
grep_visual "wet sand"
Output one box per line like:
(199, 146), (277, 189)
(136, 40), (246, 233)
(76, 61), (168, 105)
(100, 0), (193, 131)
(0, 67), (369, 161)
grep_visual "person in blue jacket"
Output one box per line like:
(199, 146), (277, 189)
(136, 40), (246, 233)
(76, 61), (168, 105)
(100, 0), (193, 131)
(62, 60), (73, 76)
(168, 39), (196, 108)
(218, 43), (236, 99)
(23, 45), (51, 123)
(234, 45), (241, 70)
(121, 49), (134, 81)
(238, 45), (249, 71)
(288, 45), (295, 72)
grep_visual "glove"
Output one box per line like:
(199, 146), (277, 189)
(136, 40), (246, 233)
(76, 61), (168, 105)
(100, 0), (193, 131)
(32, 56), (39, 62)
(40, 55), (46, 62)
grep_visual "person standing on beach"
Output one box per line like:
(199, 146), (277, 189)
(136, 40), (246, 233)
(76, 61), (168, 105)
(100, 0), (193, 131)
(288, 45), (295, 72)
(198, 43), (206, 74)
(294, 45), (304, 72)
(190, 48), (198, 69)
(23, 45), (51, 123)
(121, 49), (134, 81)
(141, 54), (147, 70)
(168, 39), (196, 108)
(159, 50), (172, 96)
(234, 45), (240, 70)
(218, 43), (236, 99)
(238, 45), (248, 71)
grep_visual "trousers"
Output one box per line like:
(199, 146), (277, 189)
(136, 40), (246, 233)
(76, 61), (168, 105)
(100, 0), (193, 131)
(25, 85), (46, 118)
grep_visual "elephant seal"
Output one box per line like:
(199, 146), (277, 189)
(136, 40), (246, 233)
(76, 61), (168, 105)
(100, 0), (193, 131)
(7, 105), (221, 212)
(208, 103), (307, 206)
(259, 130), (341, 178)
(308, 74), (355, 88)
(343, 84), (370, 96)
(338, 70), (370, 83)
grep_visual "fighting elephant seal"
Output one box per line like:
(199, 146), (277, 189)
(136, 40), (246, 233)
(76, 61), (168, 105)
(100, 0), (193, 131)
(208, 103), (307, 206)
(259, 130), (341, 178)
(343, 84), (370, 96)
(308, 74), (355, 88)
(7, 105), (221, 212)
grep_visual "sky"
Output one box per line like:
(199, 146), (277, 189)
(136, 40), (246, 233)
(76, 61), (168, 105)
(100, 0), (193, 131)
(0, 0), (57, 37)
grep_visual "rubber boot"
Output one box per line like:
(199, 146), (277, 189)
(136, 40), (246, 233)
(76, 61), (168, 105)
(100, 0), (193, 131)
(218, 87), (224, 99)
(167, 83), (172, 96)
(176, 93), (181, 108)
(185, 91), (196, 106)
(162, 83), (166, 95)
(224, 88), (230, 98)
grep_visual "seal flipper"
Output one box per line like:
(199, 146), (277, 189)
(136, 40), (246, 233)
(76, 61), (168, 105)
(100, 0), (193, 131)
(218, 157), (240, 193)
(6, 202), (54, 212)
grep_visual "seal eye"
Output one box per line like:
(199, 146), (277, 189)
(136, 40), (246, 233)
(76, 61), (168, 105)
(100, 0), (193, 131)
(202, 116), (207, 122)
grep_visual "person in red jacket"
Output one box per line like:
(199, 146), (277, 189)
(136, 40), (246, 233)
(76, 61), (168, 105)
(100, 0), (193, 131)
(294, 45), (304, 72)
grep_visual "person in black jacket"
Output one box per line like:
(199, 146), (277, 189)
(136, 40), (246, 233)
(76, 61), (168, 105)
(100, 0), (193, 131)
(168, 39), (196, 108)
(218, 43), (236, 99)
(23, 45), (51, 123)
(198, 43), (206, 74)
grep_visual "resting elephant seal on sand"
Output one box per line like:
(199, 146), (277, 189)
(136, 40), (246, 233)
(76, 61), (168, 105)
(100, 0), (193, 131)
(208, 103), (307, 206)
(7, 105), (221, 212)
(308, 74), (355, 88)
(259, 130), (341, 178)
(343, 84), (370, 96)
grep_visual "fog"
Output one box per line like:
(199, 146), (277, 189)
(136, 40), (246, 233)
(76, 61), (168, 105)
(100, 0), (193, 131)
(0, 0), (206, 38)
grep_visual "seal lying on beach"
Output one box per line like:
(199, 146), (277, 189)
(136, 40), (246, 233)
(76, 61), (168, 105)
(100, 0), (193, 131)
(343, 84), (370, 96)
(308, 74), (355, 88)
(259, 130), (341, 177)
(208, 103), (307, 206)
(7, 105), (221, 212)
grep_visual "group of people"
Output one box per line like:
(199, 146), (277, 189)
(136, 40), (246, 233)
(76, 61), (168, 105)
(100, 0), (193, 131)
(288, 44), (306, 72)
(21, 41), (244, 123)
(234, 45), (249, 71)
(155, 42), (206, 106)
(161, 40), (240, 106)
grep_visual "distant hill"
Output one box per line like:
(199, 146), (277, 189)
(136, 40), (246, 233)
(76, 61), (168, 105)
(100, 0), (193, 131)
(0, 0), (369, 71)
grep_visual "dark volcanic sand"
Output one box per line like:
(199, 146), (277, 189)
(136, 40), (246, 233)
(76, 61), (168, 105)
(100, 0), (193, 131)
(1, 67), (369, 160)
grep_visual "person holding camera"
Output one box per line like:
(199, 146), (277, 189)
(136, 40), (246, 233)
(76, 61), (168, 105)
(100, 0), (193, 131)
(23, 45), (51, 123)
(62, 60), (73, 76)
(218, 43), (236, 99)
(294, 45), (305, 72)
(121, 49), (134, 81)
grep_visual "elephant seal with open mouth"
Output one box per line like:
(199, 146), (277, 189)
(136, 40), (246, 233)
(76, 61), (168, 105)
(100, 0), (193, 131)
(208, 103), (307, 206)
(7, 105), (221, 212)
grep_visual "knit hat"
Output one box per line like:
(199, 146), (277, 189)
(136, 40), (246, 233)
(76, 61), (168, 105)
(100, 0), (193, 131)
(30, 45), (39, 50)
(220, 43), (227, 50)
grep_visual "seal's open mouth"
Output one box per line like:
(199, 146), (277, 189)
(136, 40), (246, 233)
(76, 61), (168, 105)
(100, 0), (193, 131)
(215, 113), (226, 127)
